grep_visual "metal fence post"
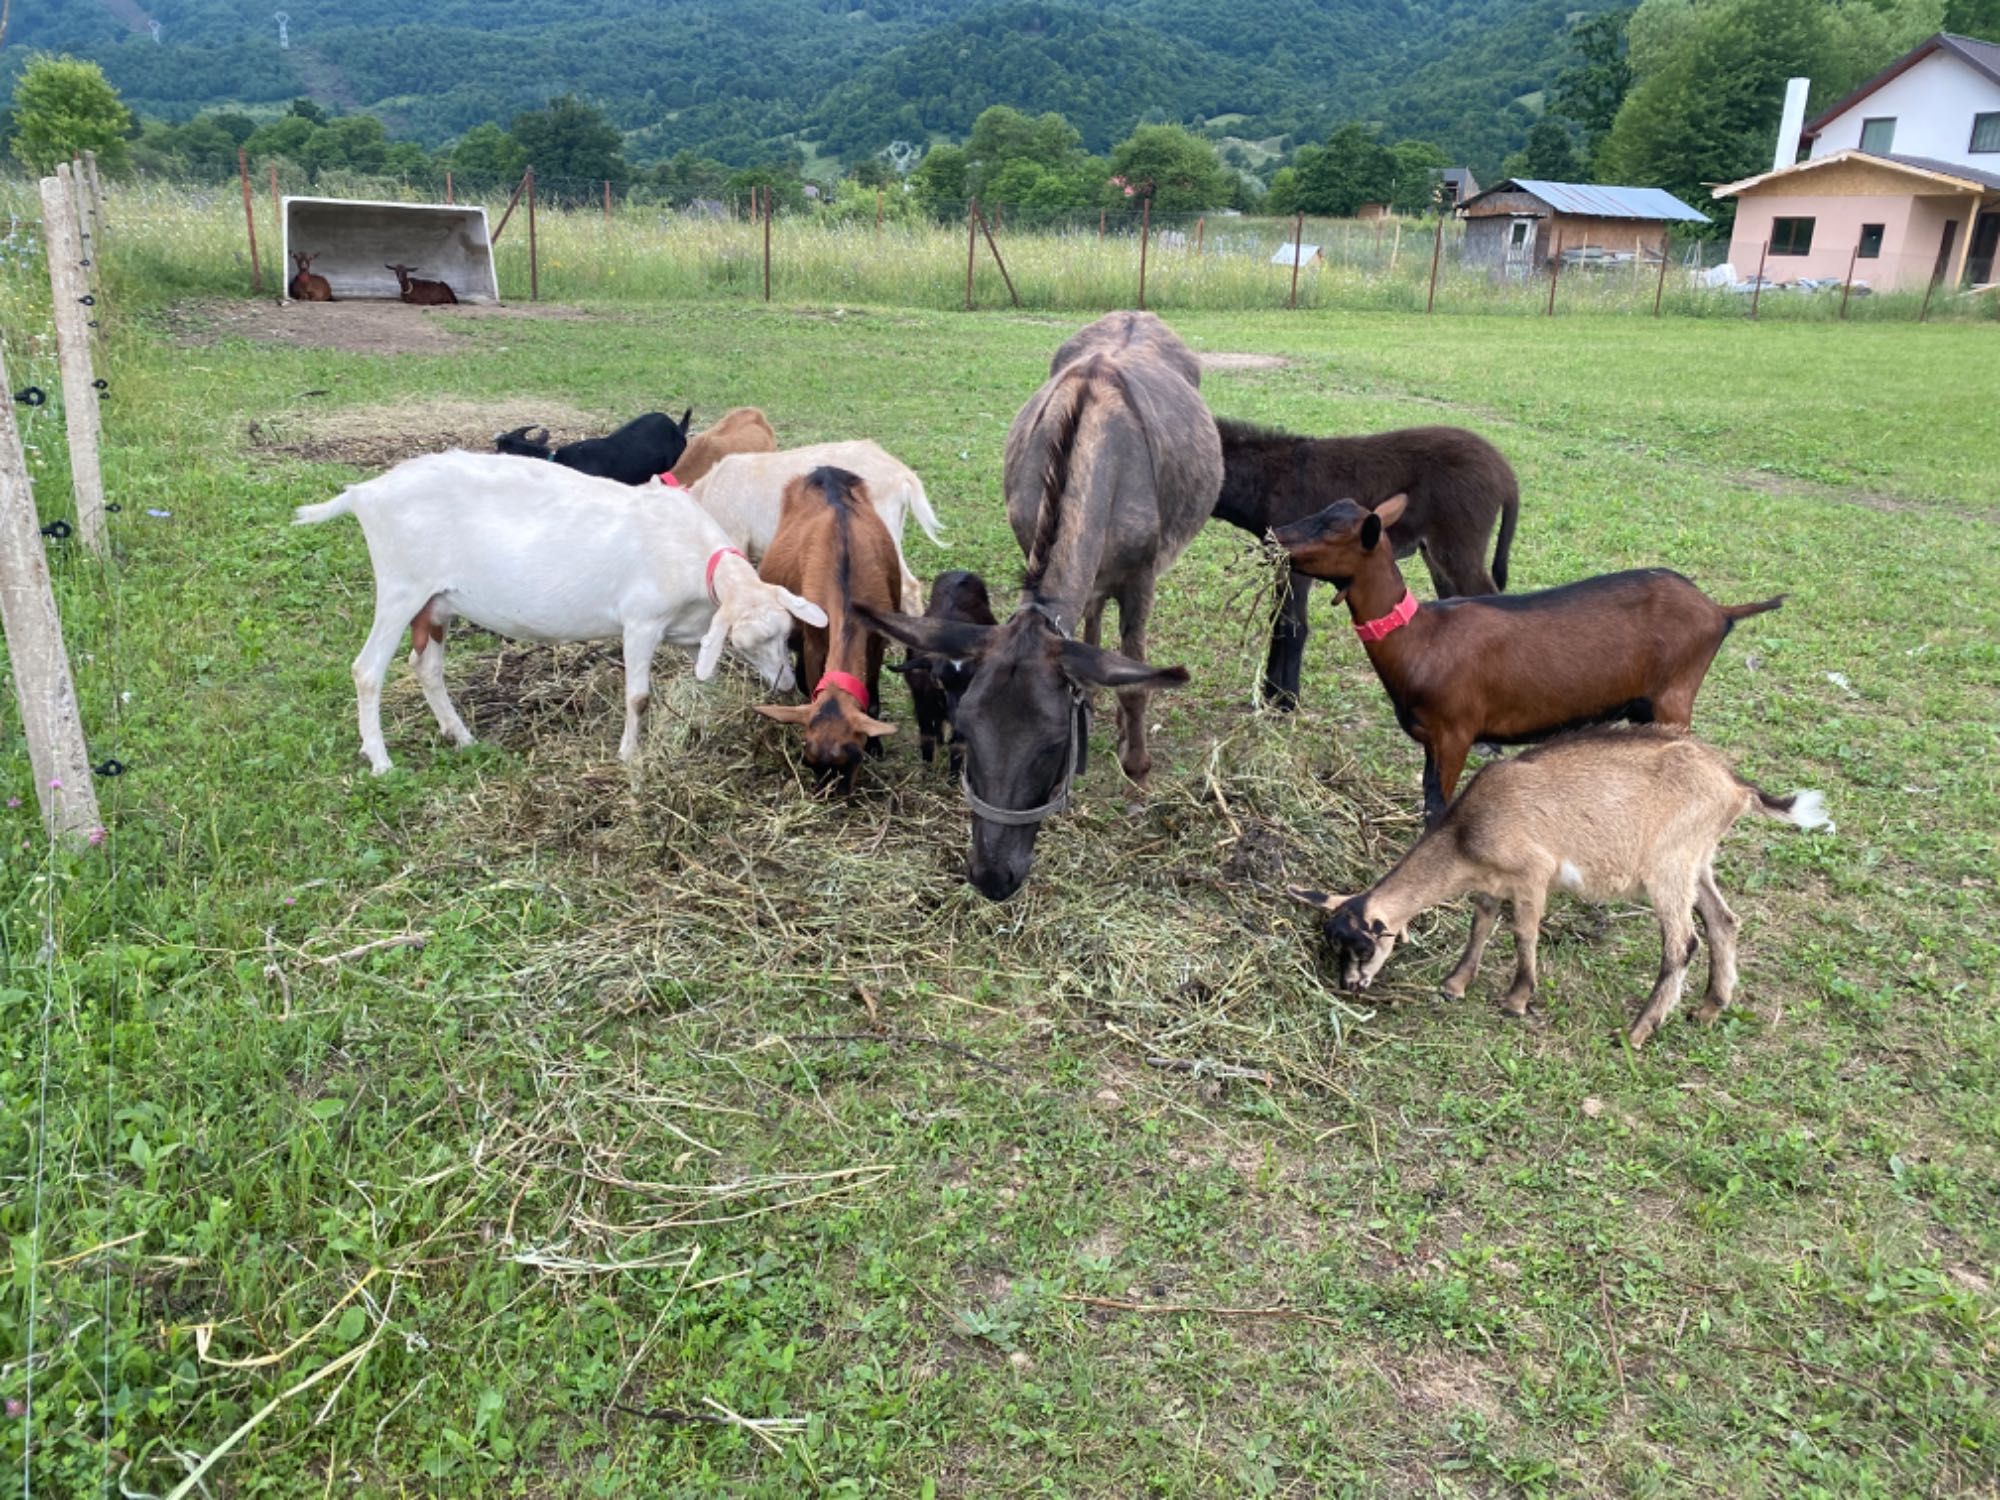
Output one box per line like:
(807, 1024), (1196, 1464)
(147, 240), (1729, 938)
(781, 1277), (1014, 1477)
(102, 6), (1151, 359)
(1137, 196), (1151, 310)
(1749, 240), (1769, 319)
(1425, 216), (1444, 313)
(1288, 212), (1304, 309)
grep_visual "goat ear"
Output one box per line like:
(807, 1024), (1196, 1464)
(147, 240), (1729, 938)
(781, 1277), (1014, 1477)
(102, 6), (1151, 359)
(780, 590), (828, 629)
(754, 702), (814, 725)
(1286, 885), (1354, 911)
(856, 713), (897, 737)
(855, 603), (991, 659)
(678, 407), (694, 435)
(1058, 639), (1190, 692)
(694, 614), (730, 681)
(1374, 493), (1410, 529)
(883, 658), (915, 675)
(1360, 513), (1383, 550)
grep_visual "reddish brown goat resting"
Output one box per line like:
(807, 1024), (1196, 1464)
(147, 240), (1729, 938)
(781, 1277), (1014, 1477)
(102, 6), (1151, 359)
(385, 263), (458, 305)
(288, 252), (334, 302)
(754, 466), (901, 789)
(1272, 494), (1783, 825)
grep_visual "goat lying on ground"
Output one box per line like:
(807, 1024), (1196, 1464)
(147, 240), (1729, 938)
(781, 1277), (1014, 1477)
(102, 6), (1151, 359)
(385, 263), (457, 305)
(1290, 726), (1831, 1048)
(751, 467), (900, 789)
(294, 451), (825, 773)
(884, 570), (997, 769)
(288, 252), (333, 302)
(1211, 416), (1519, 708)
(1273, 493), (1783, 824)
(690, 440), (941, 611)
(495, 410), (693, 486)
(669, 407), (777, 486)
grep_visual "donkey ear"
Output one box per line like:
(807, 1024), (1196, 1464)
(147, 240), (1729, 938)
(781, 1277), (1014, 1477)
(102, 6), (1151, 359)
(754, 702), (814, 725)
(694, 614), (730, 681)
(1058, 640), (1190, 692)
(854, 603), (990, 659)
(1286, 885), (1353, 911)
(1360, 513), (1383, 550)
(1373, 493), (1409, 529)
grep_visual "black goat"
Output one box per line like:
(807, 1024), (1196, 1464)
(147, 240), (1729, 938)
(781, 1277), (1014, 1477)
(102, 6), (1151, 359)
(494, 409), (694, 486)
(884, 570), (997, 769)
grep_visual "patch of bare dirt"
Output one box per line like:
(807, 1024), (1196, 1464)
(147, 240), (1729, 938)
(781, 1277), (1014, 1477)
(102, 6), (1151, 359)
(248, 396), (607, 470)
(1198, 352), (1291, 373)
(166, 297), (592, 356)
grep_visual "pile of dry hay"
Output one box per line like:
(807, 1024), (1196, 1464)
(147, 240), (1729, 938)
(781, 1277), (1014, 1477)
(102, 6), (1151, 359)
(246, 396), (607, 471)
(408, 636), (1426, 1090)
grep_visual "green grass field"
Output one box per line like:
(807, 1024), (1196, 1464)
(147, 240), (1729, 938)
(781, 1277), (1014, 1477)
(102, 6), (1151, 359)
(3, 258), (1998, 1495)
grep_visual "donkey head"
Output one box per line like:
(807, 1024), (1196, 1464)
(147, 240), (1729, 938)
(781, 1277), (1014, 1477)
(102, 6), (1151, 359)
(858, 601), (1188, 901)
(1270, 493), (1408, 598)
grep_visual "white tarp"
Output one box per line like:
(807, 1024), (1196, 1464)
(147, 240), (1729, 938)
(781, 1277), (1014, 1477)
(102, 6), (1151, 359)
(280, 196), (500, 303)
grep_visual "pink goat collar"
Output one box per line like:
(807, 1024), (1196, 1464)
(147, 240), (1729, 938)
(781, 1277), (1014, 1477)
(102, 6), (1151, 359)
(658, 471), (684, 488)
(1354, 590), (1419, 643)
(815, 670), (870, 707)
(705, 546), (745, 605)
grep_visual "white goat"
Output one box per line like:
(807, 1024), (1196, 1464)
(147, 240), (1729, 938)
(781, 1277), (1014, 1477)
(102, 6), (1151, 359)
(295, 451), (827, 774)
(684, 440), (942, 608)
(1290, 727), (1831, 1049)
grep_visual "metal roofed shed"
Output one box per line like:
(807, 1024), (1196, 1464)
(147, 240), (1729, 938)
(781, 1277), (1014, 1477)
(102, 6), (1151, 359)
(280, 196), (500, 304)
(1456, 178), (1709, 277)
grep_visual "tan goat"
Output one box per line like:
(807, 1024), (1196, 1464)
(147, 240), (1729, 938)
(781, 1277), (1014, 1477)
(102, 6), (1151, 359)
(669, 407), (777, 486)
(1290, 727), (1831, 1048)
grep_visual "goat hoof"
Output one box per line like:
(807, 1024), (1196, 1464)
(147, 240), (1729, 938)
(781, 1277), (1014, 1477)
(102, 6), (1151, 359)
(1693, 999), (1725, 1025)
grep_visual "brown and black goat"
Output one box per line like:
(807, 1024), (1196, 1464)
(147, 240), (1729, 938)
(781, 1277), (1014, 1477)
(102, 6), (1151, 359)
(884, 570), (997, 769)
(1212, 416), (1519, 708)
(1272, 494), (1783, 825)
(1290, 726), (1831, 1048)
(753, 466), (900, 788)
(386, 263), (458, 305)
(288, 252), (334, 302)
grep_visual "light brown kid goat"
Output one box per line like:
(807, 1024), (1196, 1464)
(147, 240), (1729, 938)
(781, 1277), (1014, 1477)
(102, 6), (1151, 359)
(669, 407), (777, 486)
(1290, 727), (1831, 1049)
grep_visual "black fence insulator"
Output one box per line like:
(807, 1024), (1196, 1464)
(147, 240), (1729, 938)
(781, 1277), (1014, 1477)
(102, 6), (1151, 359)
(79, 294), (95, 306)
(88, 320), (100, 329)
(40, 519), (72, 540)
(105, 503), (122, 513)
(12, 386), (46, 406)
(92, 378), (107, 390)
(93, 759), (126, 778)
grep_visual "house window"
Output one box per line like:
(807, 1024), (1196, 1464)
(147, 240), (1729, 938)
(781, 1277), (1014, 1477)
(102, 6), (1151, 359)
(1859, 117), (1896, 154)
(1973, 112), (2000, 153)
(1858, 223), (1885, 259)
(1770, 216), (1815, 256)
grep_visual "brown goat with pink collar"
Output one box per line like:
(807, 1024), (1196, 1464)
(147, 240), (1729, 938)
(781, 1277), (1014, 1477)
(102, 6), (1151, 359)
(1272, 493), (1784, 825)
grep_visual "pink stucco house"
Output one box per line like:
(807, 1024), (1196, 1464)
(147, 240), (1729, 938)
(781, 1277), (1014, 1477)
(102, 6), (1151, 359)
(1714, 32), (2000, 290)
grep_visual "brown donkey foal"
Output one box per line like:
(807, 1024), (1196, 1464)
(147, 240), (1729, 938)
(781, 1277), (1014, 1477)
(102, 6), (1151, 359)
(1290, 727), (1831, 1048)
(288, 252), (334, 301)
(1273, 494), (1783, 825)
(754, 467), (900, 789)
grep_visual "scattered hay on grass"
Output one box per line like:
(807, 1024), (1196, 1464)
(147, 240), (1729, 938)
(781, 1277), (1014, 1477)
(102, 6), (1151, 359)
(398, 637), (1423, 1091)
(246, 395), (606, 470)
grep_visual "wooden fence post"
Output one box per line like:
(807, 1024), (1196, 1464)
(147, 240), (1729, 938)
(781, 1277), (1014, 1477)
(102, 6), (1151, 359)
(82, 149), (108, 243)
(1137, 196), (1152, 310)
(1195, 216), (1205, 255)
(1749, 240), (1769, 320)
(604, 179), (612, 221)
(39, 175), (107, 558)
(527, 167), (538, 302)
(1654, 230), (1670, 316)
(1546, 233), (1563, 316)
(976, 203), (1021, 308)
(1425, 215), (1443, 313)
(268, 162), (283, 295)
(445, 169), (454, 205)
(490, 166), (531, 244)
(0, 343), (101, 847)
(762, 184), (772, 302)
(237, 147), (262, 292)
(1098, 208), (1105, 240)
(1840, 244), (1859, 320)
(1288, 211), (1304, 309)
(965, 198), (978, 311)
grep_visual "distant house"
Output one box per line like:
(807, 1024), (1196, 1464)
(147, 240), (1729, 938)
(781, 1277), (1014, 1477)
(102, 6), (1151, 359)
(1270, 242), (1325, 268)
(1456, 179), (1710, 274)
(1436, 167), (1480, 209)
(1355, 201), (1389, 220)
(1712, 33), (2000, 289)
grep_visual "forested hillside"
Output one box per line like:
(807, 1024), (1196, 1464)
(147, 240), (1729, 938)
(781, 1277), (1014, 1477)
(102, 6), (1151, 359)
(4, 0), (1618, 174)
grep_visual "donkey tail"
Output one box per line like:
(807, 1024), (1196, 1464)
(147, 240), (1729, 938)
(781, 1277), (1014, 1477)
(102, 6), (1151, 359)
(1022, 363), (1098, 588)
(1490, 485), (1519, 593)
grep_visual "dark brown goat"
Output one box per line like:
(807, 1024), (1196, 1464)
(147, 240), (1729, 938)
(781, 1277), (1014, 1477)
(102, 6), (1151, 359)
(288, 252), (333, 302)
(884, 570), (997, 769)
(1272, 494), (1782, 825)
(754, 466), (900, 788)
(1212, 417), (1519, 708)
(386, 263), (458, 306)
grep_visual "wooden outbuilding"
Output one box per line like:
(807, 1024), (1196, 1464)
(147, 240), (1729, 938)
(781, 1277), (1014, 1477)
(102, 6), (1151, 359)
(1456, 178), (1709, 276)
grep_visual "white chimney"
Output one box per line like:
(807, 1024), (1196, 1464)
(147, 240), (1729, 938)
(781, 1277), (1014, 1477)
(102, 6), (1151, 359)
(1773, 77), (1810, 173)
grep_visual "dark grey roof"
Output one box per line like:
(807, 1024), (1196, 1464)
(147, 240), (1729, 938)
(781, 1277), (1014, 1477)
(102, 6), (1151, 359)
(1939, 32), (2000, 85)
(1880, 153), (2000, 190)
(1461, 178), (1710, 223)
(1805, 33), (2000, 135)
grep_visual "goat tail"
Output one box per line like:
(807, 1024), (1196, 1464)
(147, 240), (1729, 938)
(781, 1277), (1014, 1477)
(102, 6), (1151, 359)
(903, 471), (944, 545)
(1721, 594), (1786, 623)
(1490, 488), (1518, 592)
(1748, 784), (1834, 834)
(292, 492), (356, 526)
